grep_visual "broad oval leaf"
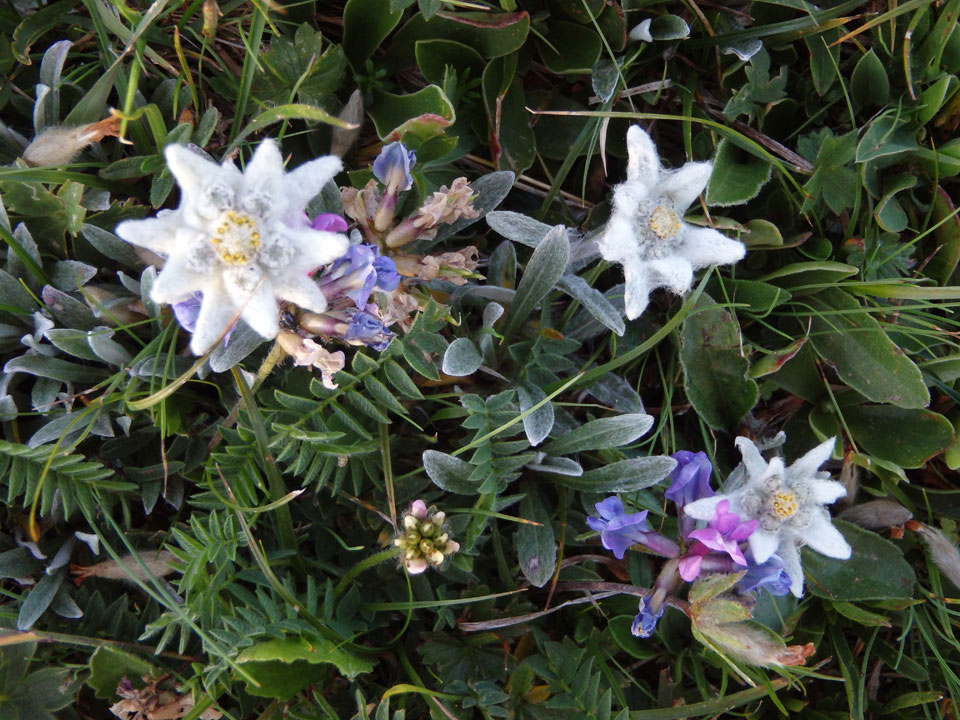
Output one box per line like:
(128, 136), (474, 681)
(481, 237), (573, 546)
(517, 382), (554, 447)
(501, 225), (570, 340)
(808, 288), (929, 409)
(517, 486), (555, 588)
(804, 520), (915, 601)
(442, 338), (483, 377)
(555, 456), (676, 492)
(541, 413), (652, 456)
(423, 450), (482, 494)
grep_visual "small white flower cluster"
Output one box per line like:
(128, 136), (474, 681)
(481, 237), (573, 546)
(117, 140), (348, 355)
(600, 126), (746, 319)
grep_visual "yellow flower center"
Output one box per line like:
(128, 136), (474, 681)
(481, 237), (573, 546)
(648, 205), (682, 240)
(210, 210), (262, 266)
(771, 491), (799, 519)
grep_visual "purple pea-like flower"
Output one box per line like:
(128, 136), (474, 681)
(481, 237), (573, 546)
(737, 550), (792, 596)
(345, 308), (395, 351)
(373, 142), (416, 194)
(678, 499), (757, 581)
(631, 596), (666, 638)
(587, 497), (680, 560)
(666, 450), (715, 538)
(311, 214), (349, 233)
(318, 244), (401, 308)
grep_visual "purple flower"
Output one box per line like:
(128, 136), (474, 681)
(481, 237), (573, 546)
(666, 450), (715, 537)
(678, 500), (757, 581)
(311, 214), (349, 233)
(587, 497), (679, 560)
(631, 596), (665, 638)
(317, 244), (401, 308)
(737, 551), (792, 596)
(345, 308), (395, 351)
(666, 450), (714, 507)
(373, 142), (416, 194)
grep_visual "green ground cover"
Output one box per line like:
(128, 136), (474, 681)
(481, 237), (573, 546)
(2, 0), (960, 718)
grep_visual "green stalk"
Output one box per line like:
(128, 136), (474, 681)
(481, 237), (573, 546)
(230, 367), (297, 557)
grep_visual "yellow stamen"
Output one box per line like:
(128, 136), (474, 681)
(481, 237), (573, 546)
(771, 491), (799, 519)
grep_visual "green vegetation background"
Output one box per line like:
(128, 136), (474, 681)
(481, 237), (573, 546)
(1, 0), (960, 718)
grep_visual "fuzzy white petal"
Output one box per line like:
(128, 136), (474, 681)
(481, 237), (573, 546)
(599, 214), (638, 265)
(241, 139), (285, 198)
(734, 436), (769, 479)
(660, 162), (712, 211)
(272, 273), (328, 313)
(282, 156), (344, 216)
(623, 260), (651, 320)
(647, 256), (693, 294)
(165, 144), (222, 197)
(684, 495), (725, 521)
(629, 18), (653, 43)
(190, 280), (238, 354)
(788, 436), (835, 481)
(804, 510), (852, 559)
(779, 541), (805, 597)
(238, 282), (280, 340)
(806, 478), (847, 505)
(115, 213), (182, 255)
(281, 228), (350, 272)
(150, 252), (209, 303)
(625, 125), (661, 190)
(679, 226), (746, 268)
(748, 530), (781, 564)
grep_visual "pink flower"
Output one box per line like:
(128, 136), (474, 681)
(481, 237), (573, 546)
(678, 500), (757, 581)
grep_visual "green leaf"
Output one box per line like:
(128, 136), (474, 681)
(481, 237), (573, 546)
(554, 456), (675, 492)
(830, 601), (890, 627)
(804, 28), (841, 96)
(856, 116), (918, 163)
(4, 355), (108, 384)
(649, 14), (690, 41)
(369, 85), (456, 141)
(541, 413), (652, 456)
(799, 130), (858, 214)
(228, 104), (351, 153)
(415, 39), (485, 86)
(12, 0), (77, 65)
(880, 691), (945, 715)
(722, 48), (787, 120)
(874, 172), (917, 233)
(17, 566), (68, 631)
(87, 646), (158, 699)
(237, 637), (374, 700)
(482, 57), (536, 174)
(922, 186), (960, 285)
(705, 138), (772, 207)
(386, 11), (530, 68)
(556, 274), (624, 336)
(608, 616), (657, 659)
(758, 260), (858, 292)
(679, 295), (758, 429)
(516, 486), (555, 588)
(423, 450), (482, 494)
(807, 288), (929, 409)
(501, 225), (569, 340)
(442, 338), (483, 376)
(251, 25), (347, 108)
(844, 405), (953, 468)
(517, 382), (554, 447)
(850, 49), (890, 108)
(342, 0), (404, 69)
(805, 520), (915, 601)
(536, 21), (601, 74)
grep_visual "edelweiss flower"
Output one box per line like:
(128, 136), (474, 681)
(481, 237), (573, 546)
(600, 125), (745, 319)
(116, 140), (348, 354)
(684, 436), (851, 597)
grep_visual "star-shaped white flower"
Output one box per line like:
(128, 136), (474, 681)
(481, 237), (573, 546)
(116, 140), (348, 354)
(684, 436), (852, 597)
(600, 125), (746, 319)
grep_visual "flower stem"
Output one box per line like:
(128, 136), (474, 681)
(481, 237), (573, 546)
(332, 547), (401, 600)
